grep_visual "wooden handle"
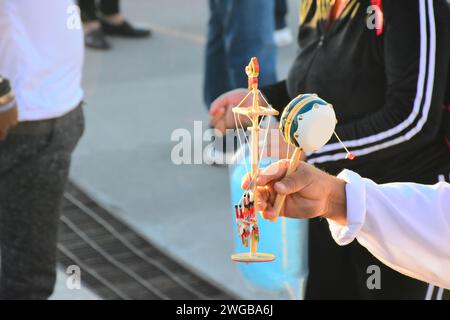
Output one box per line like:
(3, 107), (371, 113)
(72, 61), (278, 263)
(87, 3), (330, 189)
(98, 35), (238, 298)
(271, 148), (303, 222)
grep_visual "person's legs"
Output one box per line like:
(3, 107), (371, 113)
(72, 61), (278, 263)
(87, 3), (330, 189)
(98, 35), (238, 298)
(204, 0), (233, 108)
(99, 0), (151, 38)
(99, 0), (120, 16)
(203, 0), (235, 165)
(0, 106), (84, 300)
(274, 0), (288, 30)
(204, 0), (276, 164)
(224, 0), (277, 89)
(79, 0), (111, 49)
(273, 0), (292, 47)
(78, 0), (98, 22)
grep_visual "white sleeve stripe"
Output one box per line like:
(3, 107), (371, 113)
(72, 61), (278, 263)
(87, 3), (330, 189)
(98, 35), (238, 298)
(310, 0), (431, 157)
(309, 0), (436, 164)
(425, 284), (435, 300)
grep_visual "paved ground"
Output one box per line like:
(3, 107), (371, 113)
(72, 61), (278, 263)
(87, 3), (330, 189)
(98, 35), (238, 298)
(51, 268), (100, 300)
(54, 0), (299, 299)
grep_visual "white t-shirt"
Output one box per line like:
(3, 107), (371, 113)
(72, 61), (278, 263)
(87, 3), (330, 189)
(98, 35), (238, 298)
(0, 0), (84, 121)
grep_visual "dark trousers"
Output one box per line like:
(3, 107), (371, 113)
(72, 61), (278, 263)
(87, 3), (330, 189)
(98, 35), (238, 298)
(78, 0), (120, 22)
(0, 105), (84, 299)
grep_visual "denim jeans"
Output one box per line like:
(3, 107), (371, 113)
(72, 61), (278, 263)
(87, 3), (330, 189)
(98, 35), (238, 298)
(275, 0), (288, 30)
(204, 0), (277, 107)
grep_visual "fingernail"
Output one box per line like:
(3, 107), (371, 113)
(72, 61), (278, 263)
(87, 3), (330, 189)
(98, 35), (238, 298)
(263, 210), (274, 221)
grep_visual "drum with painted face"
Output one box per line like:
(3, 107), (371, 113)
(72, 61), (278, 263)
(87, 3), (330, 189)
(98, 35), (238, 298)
(280, 94), (336, 152)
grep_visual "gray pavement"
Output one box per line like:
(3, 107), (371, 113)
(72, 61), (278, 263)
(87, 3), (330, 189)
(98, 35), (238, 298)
(50, 268), (100, 300)
(54, 0), (300, 299)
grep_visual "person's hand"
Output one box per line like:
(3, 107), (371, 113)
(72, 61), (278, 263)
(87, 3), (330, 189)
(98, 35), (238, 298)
(242, 160), (347, 225)
(209, 88), (253, 134)
(0, 105), (18, 141)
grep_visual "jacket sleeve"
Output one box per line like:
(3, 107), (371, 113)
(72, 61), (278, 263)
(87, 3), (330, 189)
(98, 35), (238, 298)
(328, 169), (450, 290)
(308, 0), (450, 165)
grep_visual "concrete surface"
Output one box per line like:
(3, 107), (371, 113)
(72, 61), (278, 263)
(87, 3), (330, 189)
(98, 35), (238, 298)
(50, 267), (100, 300)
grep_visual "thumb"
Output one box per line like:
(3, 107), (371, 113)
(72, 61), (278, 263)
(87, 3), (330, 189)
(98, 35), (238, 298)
(255, 159), (290, 186)
(274, 175), (299, 195)
(209, 94), (228, 116)
(274, 162), (311, 195)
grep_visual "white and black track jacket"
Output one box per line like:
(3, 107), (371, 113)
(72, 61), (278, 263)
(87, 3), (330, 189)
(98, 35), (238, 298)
(262, 0), (450, 183)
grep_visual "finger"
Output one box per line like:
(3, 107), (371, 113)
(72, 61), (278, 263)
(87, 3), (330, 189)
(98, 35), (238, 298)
(274, 163), (311, 195)
(256, 200), (268, 211)
(255, 160), (290, 186)
(210, 108), (224, 126)
(263, 201), (291, 221)
(209, 95), (228, 116)
(210, 114), (217, 127)
(215, 119), (226, 135)
(241, 172), (253, 190)
(254, 188), (270, 211)
(261, 204), (277, 221)
(241, 169), (264, 190)
(254, 186), (278, 220)
(256, 185), (272, 201)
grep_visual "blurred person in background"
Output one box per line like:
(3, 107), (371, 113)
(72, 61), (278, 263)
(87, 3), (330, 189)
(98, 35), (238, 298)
(204, 0), (278, 164)
(210, 0), (450, 299)
(78, 0), (151, 50)
(274, 0), (293, 47)
(0, 0), (85, 299)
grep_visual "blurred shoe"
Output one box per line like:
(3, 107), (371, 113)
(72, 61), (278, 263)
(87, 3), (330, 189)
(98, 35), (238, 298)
(101, 20), (151, 38)
(84, 28), (111, 50)
(274, 27), (293, 47)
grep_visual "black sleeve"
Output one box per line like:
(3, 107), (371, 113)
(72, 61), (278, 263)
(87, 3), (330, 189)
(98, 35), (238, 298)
(308, 0), (450, 165)
(445, 13), (450, 146)
(260, 80), (291, 115)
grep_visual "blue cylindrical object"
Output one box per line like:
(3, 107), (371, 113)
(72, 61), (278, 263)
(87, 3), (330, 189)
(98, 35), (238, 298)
(228, 147), (308, 298)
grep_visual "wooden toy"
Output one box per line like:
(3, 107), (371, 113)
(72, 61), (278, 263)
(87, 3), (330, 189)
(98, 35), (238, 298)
(272, 93), (355, 221)
(231, 57), (278, 263)
(230, 58), (354, 262)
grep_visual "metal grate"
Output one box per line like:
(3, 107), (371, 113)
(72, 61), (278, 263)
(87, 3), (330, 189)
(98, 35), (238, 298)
(58, 182), (234, 300)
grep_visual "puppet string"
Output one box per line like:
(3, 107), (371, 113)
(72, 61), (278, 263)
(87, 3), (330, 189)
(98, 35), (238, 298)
(238, 114), (272, 207)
